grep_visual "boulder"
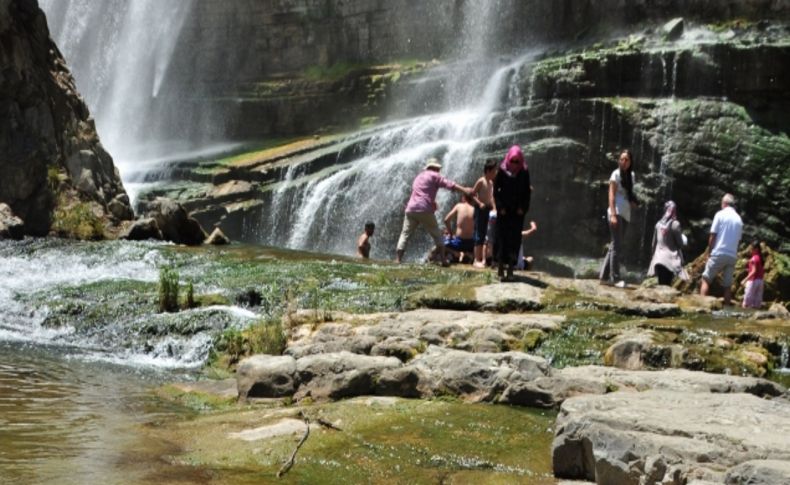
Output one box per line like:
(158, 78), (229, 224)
(396, 345), (552, 402)
(108, 194), (134, 221)
(724, 460), (790, 485)
(475, 282), (545, 312)
(0, 203), (24, 240)
(552, 390), (790, 483)
(120, 218), (163, 241)
(603, 329), (680, 370)
(205, 227), (230, 245)
(145, 197), (207, 245)
(294, 351), (401, 400)
(236, 355), (297, 399)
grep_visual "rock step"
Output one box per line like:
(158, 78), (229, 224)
(236, 347), (785, 409)
(552, 390), (790, 484)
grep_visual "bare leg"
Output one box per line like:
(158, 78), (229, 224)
(700, 278), (710, 296)
(473, 245), (485, 267)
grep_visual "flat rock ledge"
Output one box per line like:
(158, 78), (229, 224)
(411, 282), (546, 312)
(287, 309), (563, 359)
(236, 349), (785, 409)
(552, 390), (790, 484)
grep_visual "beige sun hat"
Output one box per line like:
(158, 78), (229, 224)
(424, 158), (442, 170)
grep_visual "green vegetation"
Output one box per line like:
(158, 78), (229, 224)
(212, 318), (287, 368)
(304, 61), (366, 81)
(708, 18), (756, 33)
(47, 165), (61, 191)
(51, 198), (105, 240)
(158, 266), (180, 313)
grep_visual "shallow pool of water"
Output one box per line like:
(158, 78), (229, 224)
(0, 342), (199, 485)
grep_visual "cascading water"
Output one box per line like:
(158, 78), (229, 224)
(39, 0), (221, 202)
(244, 0), (535, 258)
(0, 241), (256, 368)
(256, 55), (533, 259)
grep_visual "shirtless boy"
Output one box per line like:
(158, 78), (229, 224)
(472, 159), (498, 268)
(357, 221), (375, 258)
(442, 194), (476, 262)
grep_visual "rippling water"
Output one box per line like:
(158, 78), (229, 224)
(0, 342), (192, 485)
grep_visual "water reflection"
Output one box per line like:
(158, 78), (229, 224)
(0, 342), (190, 485)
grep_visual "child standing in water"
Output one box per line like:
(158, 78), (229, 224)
(472, 159), (498, 268)
(741, 241), (765, 309)
(357, 222), (375, 259)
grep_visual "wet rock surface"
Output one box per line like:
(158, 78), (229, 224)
(552, 390), (790, 484)
(0, 203), (24, 240)
(0, 0), (131, 237)
(142, 197), (208, 245)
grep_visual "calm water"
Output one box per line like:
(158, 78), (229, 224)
(0, 342), (194, 485)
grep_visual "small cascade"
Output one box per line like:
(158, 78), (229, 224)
(0, 241), (255, 368)
(780, 342), (790, 373)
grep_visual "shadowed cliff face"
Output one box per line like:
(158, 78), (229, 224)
(133, 18), (790, 263)
(0, 0), (131, 237)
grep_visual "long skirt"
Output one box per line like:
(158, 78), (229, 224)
(495, 211), (525, 268)
(742, 278), (764, 309)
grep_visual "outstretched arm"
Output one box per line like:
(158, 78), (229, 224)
(521, 221), (537, 238)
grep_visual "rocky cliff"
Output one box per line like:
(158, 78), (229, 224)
(0, 0), (132, 238)
(158, 0), (790, 139)
(138, 16), (790, 264)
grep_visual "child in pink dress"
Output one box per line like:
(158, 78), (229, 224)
(741, 241), (765, 309)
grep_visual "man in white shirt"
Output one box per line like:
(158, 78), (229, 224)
(700, 193), (743, 306)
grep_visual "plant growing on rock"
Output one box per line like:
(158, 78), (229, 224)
(212, 318), (287, 368)
(158, 266), (180, 313)
(51, 196), (105, 240)
(185, 280), (195, 309)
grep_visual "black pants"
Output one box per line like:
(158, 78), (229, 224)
(655, 264), (674, 286)
(495, 211), (525, 268)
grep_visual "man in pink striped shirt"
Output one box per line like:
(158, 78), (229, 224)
(395, 158), (472, 264)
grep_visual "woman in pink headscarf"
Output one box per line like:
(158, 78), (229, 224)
(493, 145), (532, 281)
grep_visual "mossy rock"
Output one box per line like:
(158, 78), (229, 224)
(519, 329), (546, 351)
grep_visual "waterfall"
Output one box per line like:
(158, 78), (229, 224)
(256, 54), (532, 259)
(39, 0), (200, 201)
(780, 342), (790, 373)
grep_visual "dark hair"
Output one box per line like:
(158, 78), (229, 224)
(484, 158), (498, 172)
(751, 240), (763, 262)
(620, 149), (638, 205)
(364, 221), (375, 230)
